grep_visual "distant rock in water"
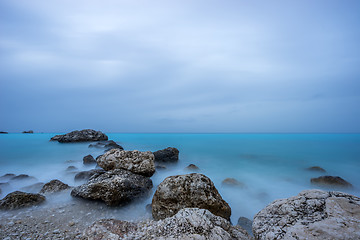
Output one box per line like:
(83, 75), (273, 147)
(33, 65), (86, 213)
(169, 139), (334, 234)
(88, 140), (123, 151)
(253, 189), (360, 239)
(10, 174), (37, 181)
(152, 173), (231, 221)
(74, 169), (105, 182)
(153, 147), (179, 163)
(311, 176), (353, 188)
(222, 178), (246, 188)
(71, 169), (153, 206)
(40, 180), (71, 194)
(66, 166), (78, 171)
(185, 164), (200, 171)
(0, 131), (8, 134)
(0, 191), (45, 210)
(0, 173), (16, 181)
(97, 149), (155, 177)
(22, 130), (34, 134)
(83, 154), (96, 165)
(50, 129), (108, 143)
(306, 166), (326, 173)
(84, 208), (251, 240)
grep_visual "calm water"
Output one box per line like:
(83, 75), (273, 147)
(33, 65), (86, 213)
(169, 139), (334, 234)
(0, 133), (359, 222)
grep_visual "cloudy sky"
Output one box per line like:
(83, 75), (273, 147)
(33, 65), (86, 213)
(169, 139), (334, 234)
(0, 0), (359, 133)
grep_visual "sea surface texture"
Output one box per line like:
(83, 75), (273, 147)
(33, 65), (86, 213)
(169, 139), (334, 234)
(0, 133), (359, 223)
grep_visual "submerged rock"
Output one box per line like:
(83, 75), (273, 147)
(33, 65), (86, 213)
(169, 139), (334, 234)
(306, 166), (326, 173)
(10, 174), (37, 181)
(185, 164), (200, 171)
(222, 178), (246, 188)
(83, 154), (96, 165)
(22, 130), (34, 134)
(40, 180), (71, 194)
(152, 173), (231, 221)
(153, 147), (179, 163)
(311, 176), (353, 188)
(253, 189), (360, 240)
(0, 173), (16, 181)
(97, 149), (155, 177)
(74, 169), (106, 182)
(71, 169), (153, 206)
(66, 166), (78, 171)
(89, 140), (124, 151)
(50, 129), (108, 143)
(20, 182), (44, 193)
(237, 217), (253, 236)
(0, 191), (45, 210)
(84, 208), (251, 240)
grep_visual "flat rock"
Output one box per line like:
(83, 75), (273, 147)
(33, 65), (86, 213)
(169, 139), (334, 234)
(253, 189), (360, 240)
(40, 180), (71, 194)
(311, 176), (353, 188)
(0, 191), (45, 210)
(84, 208), (251, 240)
(71, 169), (153, 206)
(153, 147), (179, 163)
(51, 129), (108, 143)
(83, 154), (96, 165)
(97, 149), (155, 177)
(152, 173), (231, 221)
(74, 169), (106, 182)
(306, 166), (326, 173)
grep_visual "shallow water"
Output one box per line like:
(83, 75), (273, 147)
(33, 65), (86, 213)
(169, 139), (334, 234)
(1, 133), (359, 223)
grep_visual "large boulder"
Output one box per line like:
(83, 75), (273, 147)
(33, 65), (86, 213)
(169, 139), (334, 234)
(71, 169), (153, 206)
(89, 140), (124, 151)
(74, 169), (106, 182)
(50, 129), (108, 143)
(153, 147), (179, 163)
(40, 179), (71, 194)
(253, 189), (360, 240)
(0, 191), (45, 209)
(97, 149), (155, 177)
(84, 208), (251, 240)
(152, 173), (231, 221)
(310, 176), (353, 188)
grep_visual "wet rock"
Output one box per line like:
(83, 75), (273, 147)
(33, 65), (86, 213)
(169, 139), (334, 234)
(10, 174), (37, 181)
(40, 180), (71, 194)
(222, 178), (246, 188)
(153, 147), (179, 163)
(74, 169), (105, 182)
(22, 130), (34, 134)
(237, 217), (253, 236)
(306, 166), (326, 173)
(20, 182), (44, 193)
(0, 173), (16, 181)
(84, 208), (251, 240)
(66, 166), (77, 171)
(50, 129), (108, 143)
(311, 176), (353, 188)
(0, 191), (45, 209)
(71, 169), (153, 206)
(83, 154), (96, 165)
(89, 140), (124, 151)
(185, 163), (200, 171)
(152, 173), (231, 221)
(253, 189), (360, 240)
(97, 149), (155, 177)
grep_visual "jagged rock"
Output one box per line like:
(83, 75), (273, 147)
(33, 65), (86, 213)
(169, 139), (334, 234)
(222, 178), (246, 188)
(22, 130), (34, 134)
(40, 180), (71, 194)
(152, 173), (231, 221)
(153, 147), (179, 163)
(50, 129), (108, 143)
(185, 164), (200, 171)
(83, 155), (96, 165)
(311, 176), (353, 188)
(253, 189), (360, 240)
(71, 169), (153, 206)
(306, 166), (326, 173)
(0, 191), (45, 209)
(84, 208), (251, 240)
(97, 149), (155, 177)
(237, 217), (253, 236)
(10, 174), (37, 181)
(20, 182), (44, 193)
(89, 140), (124, 151)
(74, 169), (106, 182)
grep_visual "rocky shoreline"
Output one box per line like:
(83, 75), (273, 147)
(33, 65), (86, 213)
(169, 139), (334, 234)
(1, 129), (359, 239)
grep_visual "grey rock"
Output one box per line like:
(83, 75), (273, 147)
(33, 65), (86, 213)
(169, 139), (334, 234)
(253, 189), (360, 240)
(50, 129), (108, 143)
(89, 140), (124, 151)
(152, 173), (231, 221)
(311, 176), (353, 188)
(74, 169), (106, 182)
(0, 191), (45, 209)
(71, 169), (153, 206)
(97, 149), (155, 177)
(153, 147), (179, 163)
(40, 179), (71, 194)
(83, 154), (96, 165)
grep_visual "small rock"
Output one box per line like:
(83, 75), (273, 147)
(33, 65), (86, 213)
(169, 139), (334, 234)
(311, 175), (353, 188)
(222, 178), (246, 188)
(11, 174), (37, 181)
(185, 163), (200, 171)
(306, 166), (326, 173)
(83, 154), (96, 165)
(22, 130), (34, 134)
(69, 221), (75, 227)
(40, 179), (71, 194)
(66, 166), (77, 171)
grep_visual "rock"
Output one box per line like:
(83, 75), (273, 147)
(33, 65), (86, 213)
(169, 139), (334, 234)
(237, 217), (253, 236)
(20, 182), (44, 193)
(0, 173), (16, 181)
(185, 163), (200, 171)
(253, 189), (360, 240)
(306, 166), (326, 173)
(50, 129), (108, 143)
(0, 191), (45, 209)
(311, 176), (353, 188)
(74, 169), (106, 182)
(84, 208), (251, 240)
(71, 169), (153, 206)
(153, 147), (179, 163)
(152, 173), (231, 221)
(66, 166), (78, 171)
(0, 131), (8, 134)
(10, 174), (37, 181)
(22, 130), (34, 134)
(40, 180), (71, 194)
(97, 149), (155, 177)
(89, 140), (124, 151)
(155, 164), (167, 170)
(222, 178), (246, 188)
(83, 154), (96, 165)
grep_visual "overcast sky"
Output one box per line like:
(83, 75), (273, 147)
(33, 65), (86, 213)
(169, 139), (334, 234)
(0, 0), (359, 133)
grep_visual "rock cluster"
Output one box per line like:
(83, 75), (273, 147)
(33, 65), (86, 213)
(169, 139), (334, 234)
(153, 147), (179, 163)
(40, 180), (71, 194)
(0, 191), (45, 209)
(50, 129), (108, 142)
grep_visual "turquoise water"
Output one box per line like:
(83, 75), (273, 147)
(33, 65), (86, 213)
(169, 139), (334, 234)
(1, 133), (359, 222)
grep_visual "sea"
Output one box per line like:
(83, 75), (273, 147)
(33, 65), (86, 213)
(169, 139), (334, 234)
(0, 133), (359, 223)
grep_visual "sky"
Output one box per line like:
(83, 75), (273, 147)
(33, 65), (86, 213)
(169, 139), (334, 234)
(0, 0), (360, 133)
